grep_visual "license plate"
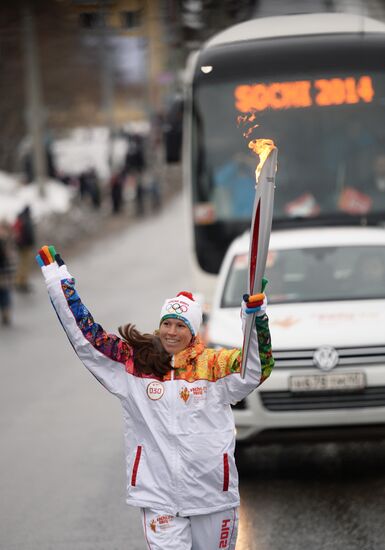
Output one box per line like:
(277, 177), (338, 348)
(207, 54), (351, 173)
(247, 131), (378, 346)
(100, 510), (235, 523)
(289, 372), (366, 393)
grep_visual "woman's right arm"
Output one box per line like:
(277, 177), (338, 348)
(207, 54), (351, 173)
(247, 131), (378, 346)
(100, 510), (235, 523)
(36, 246), (132, 398)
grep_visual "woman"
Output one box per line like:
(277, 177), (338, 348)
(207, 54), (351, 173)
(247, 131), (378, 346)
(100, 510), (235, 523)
(36, 245), (274, 550)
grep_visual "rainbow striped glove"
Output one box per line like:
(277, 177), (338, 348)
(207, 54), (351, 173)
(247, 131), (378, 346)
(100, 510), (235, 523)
(242, 278), (268, 316)
(35, 245), (63, 267)
(35, 245), (70, 283)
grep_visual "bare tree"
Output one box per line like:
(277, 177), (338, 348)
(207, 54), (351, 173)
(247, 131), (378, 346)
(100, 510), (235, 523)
(0, 0), (103, 172)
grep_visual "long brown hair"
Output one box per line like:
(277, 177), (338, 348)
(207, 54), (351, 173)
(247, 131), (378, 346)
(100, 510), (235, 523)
(118, 323), (172, 377)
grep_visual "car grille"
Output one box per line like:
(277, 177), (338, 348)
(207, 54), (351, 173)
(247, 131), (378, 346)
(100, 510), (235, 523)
(261, 386), (385, 411)
(273, 345), (385, 368)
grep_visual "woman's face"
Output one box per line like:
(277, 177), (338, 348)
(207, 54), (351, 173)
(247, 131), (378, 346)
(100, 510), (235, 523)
(159, 318), (192, 355)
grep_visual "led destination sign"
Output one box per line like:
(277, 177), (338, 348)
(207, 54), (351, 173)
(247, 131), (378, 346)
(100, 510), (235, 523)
(235, 75), (375, 112)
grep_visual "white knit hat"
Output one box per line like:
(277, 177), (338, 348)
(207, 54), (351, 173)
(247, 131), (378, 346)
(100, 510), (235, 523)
(159, 291), (202, 337)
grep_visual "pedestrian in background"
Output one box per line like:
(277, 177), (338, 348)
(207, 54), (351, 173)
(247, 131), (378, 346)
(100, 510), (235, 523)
(79, 168), (101, 210)
(13, 205), (36, 293)
(0, 221), (16, 326)
(110, 169), (125, 214)
(125, 134), (146, 216)
(36, 245), (274, 550)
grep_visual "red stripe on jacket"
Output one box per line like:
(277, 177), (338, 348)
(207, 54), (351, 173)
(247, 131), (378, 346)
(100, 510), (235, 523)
(131, 446), (142, 486)
(223, 453), (229, 491)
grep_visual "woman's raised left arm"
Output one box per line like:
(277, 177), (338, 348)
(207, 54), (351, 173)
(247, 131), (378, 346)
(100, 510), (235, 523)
(36, 246), (132, 398)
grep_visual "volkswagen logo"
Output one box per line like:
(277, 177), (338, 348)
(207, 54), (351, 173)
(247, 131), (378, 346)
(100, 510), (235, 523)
(313, 346), (339, 371)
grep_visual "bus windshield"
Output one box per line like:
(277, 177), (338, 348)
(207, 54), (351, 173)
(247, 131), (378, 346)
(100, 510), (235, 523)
(193, 70), (385, 222)
(189, 33), (385, 274)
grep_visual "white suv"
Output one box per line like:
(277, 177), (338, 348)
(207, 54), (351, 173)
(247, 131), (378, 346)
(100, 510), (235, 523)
(206, 226), (385, 444)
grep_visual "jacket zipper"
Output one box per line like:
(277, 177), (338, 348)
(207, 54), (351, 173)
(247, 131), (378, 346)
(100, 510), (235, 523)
(170, 358), (181, 514)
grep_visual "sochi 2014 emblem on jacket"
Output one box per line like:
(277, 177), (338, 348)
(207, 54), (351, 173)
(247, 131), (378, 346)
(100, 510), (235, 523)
(179, 386), (190, 403)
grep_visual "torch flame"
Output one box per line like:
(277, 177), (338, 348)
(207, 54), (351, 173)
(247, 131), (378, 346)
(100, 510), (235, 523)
(249, 138), (275, 183)
(237, 111), (276, 184)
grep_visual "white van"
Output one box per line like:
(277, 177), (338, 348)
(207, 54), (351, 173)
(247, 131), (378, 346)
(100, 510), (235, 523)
(206, 226), (385, 444)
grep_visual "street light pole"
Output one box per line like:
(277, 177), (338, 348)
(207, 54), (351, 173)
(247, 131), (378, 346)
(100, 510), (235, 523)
(22, 1), (46, 197)
(98, 0), (114, 176)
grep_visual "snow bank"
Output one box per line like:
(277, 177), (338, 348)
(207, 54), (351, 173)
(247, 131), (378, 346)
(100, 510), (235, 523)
(0, 171), (75, 224)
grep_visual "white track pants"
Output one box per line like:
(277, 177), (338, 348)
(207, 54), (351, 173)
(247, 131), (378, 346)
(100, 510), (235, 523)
(141, 507), (239, 550)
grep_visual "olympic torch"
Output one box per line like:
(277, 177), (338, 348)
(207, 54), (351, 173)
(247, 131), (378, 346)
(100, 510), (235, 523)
(240, 140), (278, 378)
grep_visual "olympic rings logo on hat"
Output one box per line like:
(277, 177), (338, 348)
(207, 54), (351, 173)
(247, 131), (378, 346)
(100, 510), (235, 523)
(166, 301), (188, 314)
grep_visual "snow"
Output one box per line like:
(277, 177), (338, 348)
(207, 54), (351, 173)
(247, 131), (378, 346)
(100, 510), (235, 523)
(0, 171), (75, 224)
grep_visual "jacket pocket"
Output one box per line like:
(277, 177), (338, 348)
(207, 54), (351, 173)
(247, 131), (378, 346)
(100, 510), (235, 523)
(223, 453), (229, 491)
(130, 445), (142, 486)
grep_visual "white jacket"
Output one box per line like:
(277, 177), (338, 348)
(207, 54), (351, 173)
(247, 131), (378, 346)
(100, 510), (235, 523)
(42, 261), (274, 517)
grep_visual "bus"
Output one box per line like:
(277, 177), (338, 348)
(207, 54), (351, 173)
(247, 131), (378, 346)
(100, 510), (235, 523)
(183, 12), (385, 299)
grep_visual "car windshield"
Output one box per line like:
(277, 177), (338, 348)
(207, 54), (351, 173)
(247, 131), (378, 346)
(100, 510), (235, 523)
(222, 245), (385, 306)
